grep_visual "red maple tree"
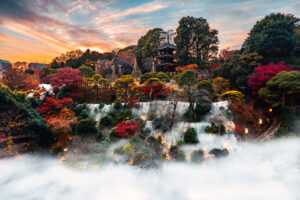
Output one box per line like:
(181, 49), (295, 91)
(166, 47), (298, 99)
(248, 62), (294, 95)
(37, 97), (73, 119)
(142, 83), (170, 100)
(48, 67), (84, 89)
(115, 120), (140, 137)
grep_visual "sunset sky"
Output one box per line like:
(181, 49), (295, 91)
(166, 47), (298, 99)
(0, 0), (299, 63)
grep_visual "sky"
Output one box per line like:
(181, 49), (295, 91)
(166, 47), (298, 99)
(0, 0), (299, 63)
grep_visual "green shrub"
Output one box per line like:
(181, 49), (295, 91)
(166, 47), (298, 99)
(198, 80), (214, 93)
(100, 115), (113, 127)
(75, 118), (98, 136)
(195, 97), (212, 120)
(129, 135), (143, 151)
(140, 72), (158, 84)
(280, 106), (295, 129)
(114, 146), (125, 155)
(152, 118), (168, 133)
(98, 103), (105, 109)
(183, 128), (199, 144)
(91, 139), (111, 153)
(191, 149), (204, 162)
(205, 123), (225, 134)
(157, 72), (170, 83)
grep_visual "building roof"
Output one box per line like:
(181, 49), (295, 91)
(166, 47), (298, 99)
(156, 54), (174, 59)
(0, 59), (11, 64)
(157, 43), (176, 51)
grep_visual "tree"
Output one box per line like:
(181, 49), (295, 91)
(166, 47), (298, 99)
(48, 67), (84, 89)
(174, 16), (219, 66)
(221, 90), (244, 103)
(175, 64), (199, 73)
(217, 53), (263, 90)
(3, 67), (39, 92)
(198, 80), (214, 93)
(79, 65), (95, 78)
(75, 118), (98, 136)
(37, 97), (73, 117)
(218, 48), (236, 63)
(242, 13), (299, 62)
(137, 28), (163, 72)
(195, 97), (212, 120)
(0, 84), (53, 154)
(114, 75), (135, 102)
(248, 62), (294, 95)
(157, 72), (170, 83)
(212, 77), (230, 94)
(259, 71), (300, 107)
(142, 82), (170, 101)
(183, 128), (199, 144)
(177, 70), (198, 119)
(114, 120), (141, 137)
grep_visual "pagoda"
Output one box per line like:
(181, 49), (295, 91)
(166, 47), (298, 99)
(156, 30), (177, 72)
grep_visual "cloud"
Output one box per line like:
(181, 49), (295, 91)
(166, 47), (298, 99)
(0, 0), (299, 62)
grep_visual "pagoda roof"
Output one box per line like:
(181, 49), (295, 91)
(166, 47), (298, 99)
(157, 43), (176, 50)
(156, 54), (174, 59)
(156, 63), (177, 67)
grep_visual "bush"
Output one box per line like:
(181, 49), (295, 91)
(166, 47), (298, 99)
(191, 149), (204, 162)
(195, 97), (212, 120)
(183, 128), (199, 144)
(98, 103), (105, 109)
(169, 146), (185, 161)
(205, 122), (226, 134)
(140, 72), (158, 84)
(114, 146), (125, 155)
(157, 72), (170, 83)
(91, 139), (111, 153)
(152, 117), (168, 133)
(198, 80), (214, 93)
(75, 118), (98, 136)
(100, 115), (113, 127)
(209, 148), (229, 158)
(79, 110), (89, 119)
(0, 84), (53, 149)
(129, 135), (143, 151)
(279, 106), (295, 129)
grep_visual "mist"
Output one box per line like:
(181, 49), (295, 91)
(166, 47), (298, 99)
(0, 137), (299, 200)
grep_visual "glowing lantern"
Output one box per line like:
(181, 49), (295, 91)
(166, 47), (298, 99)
(269, 108), (272, 113)
(244, 128), (248, 134)
(140, 115), (147, 121)
(259, 119), (263, 125)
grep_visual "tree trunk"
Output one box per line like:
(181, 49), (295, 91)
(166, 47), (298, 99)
(169, 101), (178, 129)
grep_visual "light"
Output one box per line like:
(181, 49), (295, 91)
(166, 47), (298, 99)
(223, 141), (231, 151)
(259, 119), (263, 125)
(167, 142), (172, 149)
(245, 128), (248, 134)
(269, 108), (273, 113)
(140, 115), (147, 121)
(63, 148), (68, 152)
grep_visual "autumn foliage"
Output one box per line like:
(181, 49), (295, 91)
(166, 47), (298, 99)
(48, 67), (84, 89)
(115, 120), (141, 137)
(176, 64), (199, 72)
(248, 62), (294, 95)
(142, 83), (170, 100)
(37, 97), (73, 119)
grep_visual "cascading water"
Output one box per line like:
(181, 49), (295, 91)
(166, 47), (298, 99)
(1, 101), (300, 199)
(87, 100), (238, 159)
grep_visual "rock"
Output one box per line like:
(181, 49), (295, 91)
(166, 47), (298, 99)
(209, 148), (229, 158)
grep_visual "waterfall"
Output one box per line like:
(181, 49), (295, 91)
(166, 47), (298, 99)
(87, 100), (237, 153)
